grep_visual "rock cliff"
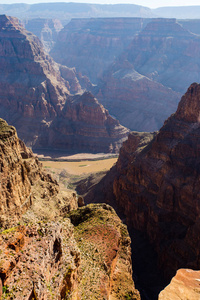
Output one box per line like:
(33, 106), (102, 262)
(96, 60), (180, 131)
(51, 17), (151, 83)
(0, 15), (128, 153)
(0, 118), (139, 299)
(36, 91), (129, 153)
(126, 18), (200, 94)
(24, 18), (63, 52)
(0, 118), (77, 228)
(109, 83), (200, 279)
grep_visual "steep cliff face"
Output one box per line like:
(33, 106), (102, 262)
(24, 18), (63, 52)
(0, 118), (78, 228)
(68, 204), (141, 300)
(97, 60), (180, 131)
(36, 92), (129, 153)
(126, 18), (200, 93)
(0, 15), (128, 153)
(109, 83), (200, 278)
(51, 17), (151, 83)
(0, 118), (139, 299)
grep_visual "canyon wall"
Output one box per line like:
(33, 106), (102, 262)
(109, 83), (200, 279)
(0, 119), (139, 299)
(0, 15), (128, 153)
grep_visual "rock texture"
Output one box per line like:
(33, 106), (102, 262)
(125, 18), (200, 94)
(0, 118), (77, 228)
(51, 17), (151, 83)
(100, 83), (200, 279)
(96, 60), (180, 131)
(24, 18), (63, 52)
(0, 118), (139, 299)
(159, 269), (200, 300)
(0, 15), (128, 153)
(68, 203), (140, 300)
(0, 221), (80, 299)
(36, 91), (129, 153)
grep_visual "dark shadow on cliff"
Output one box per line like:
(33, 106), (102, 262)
(73, 166), (168, 300)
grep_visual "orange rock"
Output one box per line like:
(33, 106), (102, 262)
(159, 269), (200, 300)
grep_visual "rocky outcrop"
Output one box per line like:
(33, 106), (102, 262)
(24, 18), (63, 52)
(51, 17), (151, 83)
(159, 269), (200, 300)
(0, 15), (128, 153)
(0, 118), (139, 299)
(100, 83), (200, 280)
(96, 60), (180, 131)
(36, 91), (129, 153)
(67, 203), (141, 300)
(0, 221), (80, 299)
(0, 118), (78, 228)
(126, 18), (200, 94)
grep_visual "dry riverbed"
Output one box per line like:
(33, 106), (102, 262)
(39, 154), (118, 192)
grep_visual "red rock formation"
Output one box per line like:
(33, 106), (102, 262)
(36, 91), (129, 153)
(159, 269), (200, 300)
(0, 118), (78, 228)
(0, 15), (128, 153)
(0, 221), (81, 299)
(107, 83), (200, 278)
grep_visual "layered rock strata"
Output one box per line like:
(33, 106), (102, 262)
(0, 15), (128, 153)
(96, 61), (180, 131)
(51, 17), (151, 83)
(125, 18), (200, 93)
(0, 118), (139, 299)
(24, 18), (63, 52)
(101, 83), (200, 279)
(36, 91), (129, 153)
(0, 118), (77, 228)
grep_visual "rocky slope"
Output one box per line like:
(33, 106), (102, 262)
(51, 17), (151, 83)
(0, 118), (139, 299)
(24, 18), (63, 52)
(96, 60), (180, 131)
(125, 18), (200, 94)
(36, 91), (129, 153)
(159, 269), (200, 300)
(106, 82), (200, 279)
(0, 118), (77, 229)
(0, 14), (128, 153)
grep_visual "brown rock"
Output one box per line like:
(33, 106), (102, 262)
(68, 203), (141, 300)
(0, 118), (78, 228)
(159, 269), (200, 300)
(0, 221), (80, 299)
(0, 15), (128, 153)
(101, 83), (200, 279)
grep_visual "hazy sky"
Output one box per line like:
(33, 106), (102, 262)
(0, 0), (199, 9)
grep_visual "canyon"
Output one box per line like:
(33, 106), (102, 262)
(0, 118), (140, 299)
(0, 15), (129, 154)
(79, 82), (200, 298)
